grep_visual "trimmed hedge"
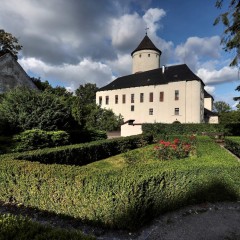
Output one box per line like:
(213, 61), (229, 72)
(225, 137), (240, 158)
(12, 134), (153, 165)
(0, 137), (239, 230)
(142, 123), (240, 138)
(68, 129), (107, 144)
(0, 214), (95, 240)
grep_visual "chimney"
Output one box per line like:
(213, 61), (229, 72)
(162, 65), (165, 74)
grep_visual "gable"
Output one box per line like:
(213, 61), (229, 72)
(0, 52), (37, 93)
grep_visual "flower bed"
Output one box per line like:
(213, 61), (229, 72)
(153, 136), (196, 160)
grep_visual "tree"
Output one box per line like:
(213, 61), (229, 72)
(233, 85), (240, 102)
(84, 104), (123, 131)
(214, 1), (240, 104)
(219, 111), (240, 124)
(0, 87), (75, 133)
(213, 101), (232, 113)
(214, 0), (240, 67)
(72, 83), (99, 126)
(0, 29), (22, 59)
(75, 83), (98, 105)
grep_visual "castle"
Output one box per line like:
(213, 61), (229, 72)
(96, 34), (218, 136)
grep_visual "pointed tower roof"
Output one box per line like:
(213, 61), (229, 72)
(131, 35), (162, 56)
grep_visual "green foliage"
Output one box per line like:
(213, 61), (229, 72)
(75, 83), (98, 105)
(225, 136), (240, 157)
(219, 111), (240, 124)
(13, 129), (70, 152)
(214, 0), (240, 67)
(142, 123), (224, 140)
(0, 214), (95, 240)
(14, 134), (153, 165)
(213, 101), (232, 113)
(84, 104), (123, 131)
(0, 137), (239, 230)
(72, 83), (98, 127)
(0, 87), (75, 133)
(68, 129), (107, 144)
(0, 29), (22, 59)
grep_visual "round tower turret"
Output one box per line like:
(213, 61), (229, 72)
(131, 35), (161, 74)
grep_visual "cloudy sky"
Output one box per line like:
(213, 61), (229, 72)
(0, 0), (239, 107)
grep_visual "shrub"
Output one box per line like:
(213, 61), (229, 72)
(0, 137), (239, 230)
(0, 87), (75, 133)
(225, 137), (240, 158)
(13, 129), (70, 152)
(142, 123), (240, 138)
(68, 129), (107, 144)
(14, 134), (153, 165)
(153, 136), (196, 160)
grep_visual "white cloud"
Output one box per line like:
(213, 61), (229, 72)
(197, 66), (238, 85)
(143, 8), (166, 34)
(19, 57), (113, 90)
(175, 36), (221, 71)
(204, 86), (215, 95)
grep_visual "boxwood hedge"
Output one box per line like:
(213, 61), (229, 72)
(0, 137), (239, 230)
(11, 134), (153, 166)
(225, 137), (240, 158)
(142, 123), (240, 138)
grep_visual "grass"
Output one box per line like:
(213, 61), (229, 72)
(87, 136), (239, 171)
(0, 213), (95, 240)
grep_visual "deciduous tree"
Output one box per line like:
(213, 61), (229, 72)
(0, 87), (75, 133)
(213, 101), (232, 113)
(0, 29), (22, 59)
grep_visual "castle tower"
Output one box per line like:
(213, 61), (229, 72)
(131, 34), (161, 74)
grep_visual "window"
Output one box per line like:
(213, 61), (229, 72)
(115, 95), (118, 104)
(160, 92), (164, 102)
(122, 94), (126, 104)
(148, 54), (150, 57)
(175, 90), (179, 100)
(99, 96), (102, 105)
(149, 92), (153, 102)
(131, 94), (134, 103)
(139, 54), (141, 58)
(140, 93), (144, 103)
(131, 105), (134, 111)
(106, 96), (109, 105)
(174, 108), (179, 115)
(149, 108), (153, 115)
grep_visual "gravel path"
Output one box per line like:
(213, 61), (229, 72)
(1, 201), (239, 240)
(96, 201), (240, 240)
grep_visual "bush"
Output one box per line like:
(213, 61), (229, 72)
(225, 137), (240, 158)
(0, 87), (75, 133)
(0, 214), (94, 240)
(68, 129), (107, 144)
(0, 137), (239, 230)
(142, 123), (240, 139)
(14, 134), (153, 165)
(13, 129), (70, 152)
(153, 136), (196, 160)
